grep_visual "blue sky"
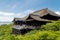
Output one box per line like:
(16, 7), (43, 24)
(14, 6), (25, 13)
(0, 0), (60, 22)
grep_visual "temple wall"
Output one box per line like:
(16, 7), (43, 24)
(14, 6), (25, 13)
(13, 24), (39, 30)
(12, 24), (39, 34)
(13, 25), (26, 30)
(41, 14), (60, 20)
(13, 21), (47, 30)
(12, 21), (47, 34)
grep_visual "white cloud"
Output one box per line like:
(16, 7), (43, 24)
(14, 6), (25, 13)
(0, 12), (24, 22)
(0, 10), (34, 22)
(0, 12), (14, 16)
(55, 11), (60, 15)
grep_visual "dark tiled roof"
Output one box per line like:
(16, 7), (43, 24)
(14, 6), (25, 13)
(13, 8), (60, 22)
(31, 8), (60, 17)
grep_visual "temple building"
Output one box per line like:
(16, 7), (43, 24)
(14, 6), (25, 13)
(12, 8), (60, 34)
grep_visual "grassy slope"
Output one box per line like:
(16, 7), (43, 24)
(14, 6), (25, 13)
(0, 21), (60, 40)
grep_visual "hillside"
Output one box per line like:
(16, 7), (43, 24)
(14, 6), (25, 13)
(0, 21), (60, 40)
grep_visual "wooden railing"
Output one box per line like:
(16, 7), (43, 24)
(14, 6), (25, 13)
(13, 25), (39, 30)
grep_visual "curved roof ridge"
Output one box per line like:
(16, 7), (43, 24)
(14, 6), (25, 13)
(32, 8), (48, 13)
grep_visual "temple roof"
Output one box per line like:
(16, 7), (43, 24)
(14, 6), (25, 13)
(31, 8), (60, 17)
(13, 8), (60, 22)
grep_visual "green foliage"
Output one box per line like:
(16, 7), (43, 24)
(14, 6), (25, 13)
(0, 21), (60, 40)
(41, 21), (60, 31)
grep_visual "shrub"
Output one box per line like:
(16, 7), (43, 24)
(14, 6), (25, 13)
(17, 31), (57, 40)
(41, 21), (60, 31)
(0, 21), (60, 40)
